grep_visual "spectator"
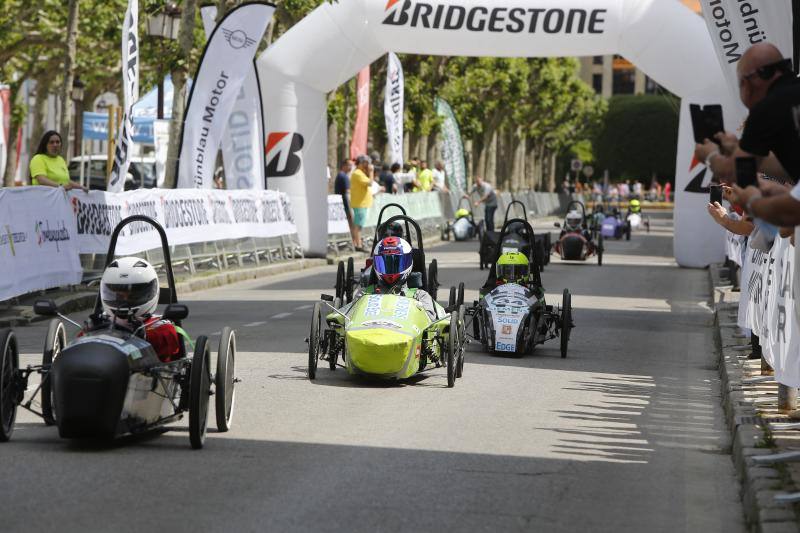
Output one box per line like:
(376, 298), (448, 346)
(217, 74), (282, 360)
(633, 180), (643, 200)
(378, 164), (396, 194)
(696, 43), (798, 185)
(432, 161), (449, 192)
(334, 159), (353, 232)
(29, 130), (87, 191)
(350, 155), (374, 251)
(664, 181), (672, 203)
(415, 160), (434, 192)
(213, 166), (225, 189)
(467, 176), (498, 232)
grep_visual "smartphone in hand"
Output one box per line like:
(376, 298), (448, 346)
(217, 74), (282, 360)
(735, 157), (758, 189)
(709, 184), (723, 204)
(690, 104), (725, 144)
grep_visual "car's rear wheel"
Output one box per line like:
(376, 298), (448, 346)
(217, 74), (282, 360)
(427, 260), (439, 303)
(561, 290), (572, 359)
(346, 257), (355, 304)
(328, 298), (341, 370)
(0, 329), (19, 442)
(447, 313), (457, 388)
(190, 336), (211, 449)
(457, 283), (465, 307)
(448, 286), (456, 309)
(625, 223), (631, 241)
(597, 235), (604, 266)
(307, 303), (323, 380)
(335, 261), (345, 300)
(456, 305), (466, 378)
(42, 319), (65, 426)
(215, 328), (236, 433)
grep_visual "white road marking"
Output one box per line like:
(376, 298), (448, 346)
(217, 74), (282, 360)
(243, 321), (267, 327)
(271, 312), (293, 319)
(295, 305), (313, 311)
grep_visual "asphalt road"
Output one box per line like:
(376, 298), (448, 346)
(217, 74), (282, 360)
(6, 212), (745, 532)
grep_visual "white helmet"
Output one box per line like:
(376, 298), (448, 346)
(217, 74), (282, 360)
(100, 257), (160, 321)
(566, 210), (582, 231)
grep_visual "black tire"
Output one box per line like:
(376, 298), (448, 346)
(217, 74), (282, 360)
(328, 298), (341, 370)
(0, 329), (19, 442)
(215, 327), (236, 433)
(335, 261), (345, 300)
(561, 290), (572, 359)
(447, 313), (457, 388)
(479, 261), (484, 271)
(427, 260), (439, 303)
(307, 302), (322, 380)
(456, 305), (465, 378)
(472, 307), (481, 339)
(190, 336), (211, 449)
(346, 257), (355, 303)
(625, 223), (631, 241)
(448, 286), (456, 309)
(42, 319), (65, 426)
(457, 283), (465, 307)
(597, 235), (604, 267)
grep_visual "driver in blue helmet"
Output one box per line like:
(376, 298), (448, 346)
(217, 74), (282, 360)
(359, 236), (439, 320)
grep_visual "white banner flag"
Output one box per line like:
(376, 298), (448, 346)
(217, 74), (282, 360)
(384, 52), (404, 167)
(177, 2), (274, 189)
(108, 0), (139, 192)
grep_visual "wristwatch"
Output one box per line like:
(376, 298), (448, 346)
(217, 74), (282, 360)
(745, 192), (762, 215)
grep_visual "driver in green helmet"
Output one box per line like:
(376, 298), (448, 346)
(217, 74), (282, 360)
(496, 251), (530, 286)
(455, 208), (470, 220)
(628, 198), (641, 215)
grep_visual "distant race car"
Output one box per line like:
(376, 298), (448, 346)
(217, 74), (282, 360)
(0, 215), (237, 448)
(553, 201), (603, 266)
(442, 197), (482, 242)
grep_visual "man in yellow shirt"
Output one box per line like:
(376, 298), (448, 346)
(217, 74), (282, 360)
(415, 160), (434, 192)
(350, 155), (374, 250)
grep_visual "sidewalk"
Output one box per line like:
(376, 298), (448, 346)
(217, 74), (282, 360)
(711, 263), (800, 532)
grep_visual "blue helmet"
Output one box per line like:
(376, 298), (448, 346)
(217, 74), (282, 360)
(373, 237), (413, 286)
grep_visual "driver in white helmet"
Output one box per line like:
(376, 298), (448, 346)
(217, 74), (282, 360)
(561, 209), (592, 241)
(99, 257), (183, 362)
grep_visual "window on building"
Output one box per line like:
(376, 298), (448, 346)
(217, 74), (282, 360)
(592, 74), (603, 94)
(613, 69), (635, 94)
(645, 76), (661, 94)
(592, 55), (603, 65)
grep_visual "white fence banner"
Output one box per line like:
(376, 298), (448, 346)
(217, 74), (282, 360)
(0, 187), (82, 301)
(776, 240), (800, 387)
(70, 188), (296, 255)
(177, 2), (274, 189)
(327, 195), (350, 235)
(746, 243), (768, 338)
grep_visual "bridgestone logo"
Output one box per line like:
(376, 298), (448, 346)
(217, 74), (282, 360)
(163, 198), (210, 229)
(383, 1), (607, 34)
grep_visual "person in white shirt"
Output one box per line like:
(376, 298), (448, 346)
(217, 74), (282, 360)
(432, 161), (449, 192)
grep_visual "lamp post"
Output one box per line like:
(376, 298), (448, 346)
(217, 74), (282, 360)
(71, 76), (85, 184)
(146, 2), (181, 119)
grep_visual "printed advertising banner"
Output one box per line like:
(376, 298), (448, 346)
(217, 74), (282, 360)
(201, 5), (267, 190)
(69, 188), (296, 256)
(384, 53), (404, 167)
(108, 0), (139, 193)
(435, 97), (466, 192)
(0, 187), (82, 301)
(177, 2), (274, 189)
(350, 66), (370, 160)
(327, 195), (350, 235)
(257, 0), (730, 259)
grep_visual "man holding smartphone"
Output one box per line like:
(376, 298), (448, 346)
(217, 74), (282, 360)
(695, 43), (800, 186)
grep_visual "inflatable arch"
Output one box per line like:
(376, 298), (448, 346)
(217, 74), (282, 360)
(257, 0), (737, 266)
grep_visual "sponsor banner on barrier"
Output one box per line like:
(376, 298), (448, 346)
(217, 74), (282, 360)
(327, 195), (350, 235)
(746, 242), (767, 337)
(69, 188), (296, 255)
(725, 229), (745, 266)
(362, 192), (443, 229)
(0, 187), (82, 301)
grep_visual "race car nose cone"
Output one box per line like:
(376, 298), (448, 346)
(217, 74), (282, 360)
(346, 328), (414, 376)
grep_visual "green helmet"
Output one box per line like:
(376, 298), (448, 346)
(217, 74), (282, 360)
(629, 199), (641, 213)
(496, 251), (529, 284)
(455, 208), (470, 219)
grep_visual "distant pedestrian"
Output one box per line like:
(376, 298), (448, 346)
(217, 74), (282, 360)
(350, 155), (375, 250)
(432, 161), (449, 193)
(379, 164), (397, 194)
(467, 176), (498, 232)
(29, 130), (87, 191)
(334, 159), (353, 231)
(664, 181), (672, 203)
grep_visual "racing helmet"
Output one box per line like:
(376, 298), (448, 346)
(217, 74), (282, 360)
(455, 208), (470, 220)
(374, 237), (414, 287)
(629, 199), (641, 213)
(100, 257), (160, 321)
(565, 210), (583, 232)
(496, 251), (529, 285)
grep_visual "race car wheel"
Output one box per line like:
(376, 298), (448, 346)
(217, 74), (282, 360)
(472, 307), (481, 340)
(0, 329), (19, 442)
(42, 319), (66, 426)
(307, 303), (323, 380)
(215, 327), (236, 433)
(457, 283), (465, 307)
(447, 313), (458, 388)
(335, 261), (345, 300)
(427, 260), (439, 303)
(456, 305), (466, 379)
(328, 297), (342, 370)
(448, 286), (456, 309)
(597, 234), (604, 267)
(560, 290), (572, 359)
(625, 223), (631, 241)
(190, 336), (211, 449)
(346, 257), (355, 304)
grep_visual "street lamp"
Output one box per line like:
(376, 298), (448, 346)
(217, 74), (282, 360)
(146, 2), (182, 119)
(71, 76), (86, 184)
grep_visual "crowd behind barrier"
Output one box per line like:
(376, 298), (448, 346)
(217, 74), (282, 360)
(1, 186), (301, 302)
(724, 227), (800, 387)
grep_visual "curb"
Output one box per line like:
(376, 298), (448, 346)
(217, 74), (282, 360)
(710, 264), (800, 532)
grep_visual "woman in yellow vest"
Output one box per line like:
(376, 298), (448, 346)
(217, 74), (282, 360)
(29, 131), (87, 191)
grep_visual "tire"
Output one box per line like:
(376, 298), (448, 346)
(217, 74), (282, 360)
(0, 329), (19, 442)
(307, 302), (322, 380)
(560, 290), (572, 359)
(215, 327), (236, 433)
(190, 336), (211, 449)
(447, 313), (458, 388)
(328, 298), (341, 370)
(472, 307), (481, 339)
(427, 260), (439, 303)
(457, 283), (465, 307)
(346, 257), (355, 303)
(335, 261), (345, 300)
(456, 305), (465, 378)
(448, 286), (456, 309)
(597, 235), (604, 267)
(42, 319), (65, 426)
(625, 223), (631, 241)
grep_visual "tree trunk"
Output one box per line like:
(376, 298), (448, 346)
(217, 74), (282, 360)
(417, 135), (428, 164)
(547, 150), (557, 192)
(59, 0), (80, 158)
(31, 77), (55, 156)
(164, 0), (198, 188)
(484, 130), (497, 186)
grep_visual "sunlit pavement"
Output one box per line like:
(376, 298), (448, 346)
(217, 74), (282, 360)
(7, 211), (745, 532)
